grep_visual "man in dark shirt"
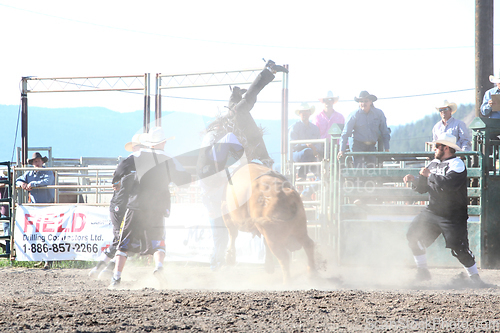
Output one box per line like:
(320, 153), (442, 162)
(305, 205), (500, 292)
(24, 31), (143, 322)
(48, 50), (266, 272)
(109, 127), (191, 289)
(403, 133), (490, 287)
(89, 134), (145, 279)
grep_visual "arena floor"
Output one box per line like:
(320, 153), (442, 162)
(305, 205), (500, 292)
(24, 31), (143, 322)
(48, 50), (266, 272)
(0, 261), (499, 332)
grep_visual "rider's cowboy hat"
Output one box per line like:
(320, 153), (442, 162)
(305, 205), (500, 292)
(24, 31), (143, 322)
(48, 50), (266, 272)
(295, 102), (315, 116)
(142, 127), (175, 147)
(319, 91), (339, 104)
(354, 91), (377, 102)
(28, 152), (48, 165)
(430, 132), (462, 151)
(435, 100), (457, 114)
(124, 133), (146, 152)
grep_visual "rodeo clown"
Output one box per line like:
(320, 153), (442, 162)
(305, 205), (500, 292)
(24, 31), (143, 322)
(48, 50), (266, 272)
(403, 133), (492, 288)
(107, 127), (191, 289)
(88, 133), (146, 279)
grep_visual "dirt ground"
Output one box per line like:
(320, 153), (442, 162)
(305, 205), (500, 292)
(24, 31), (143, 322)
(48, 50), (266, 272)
(0, 259), (499, 333)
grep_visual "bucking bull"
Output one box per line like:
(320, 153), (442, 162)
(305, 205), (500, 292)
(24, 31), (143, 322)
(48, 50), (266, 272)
(222, 163), (316, 284)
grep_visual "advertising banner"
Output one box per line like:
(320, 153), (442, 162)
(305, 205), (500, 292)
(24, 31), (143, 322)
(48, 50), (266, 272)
(14, 204), (265, 263)
(14, 205), (113, 261)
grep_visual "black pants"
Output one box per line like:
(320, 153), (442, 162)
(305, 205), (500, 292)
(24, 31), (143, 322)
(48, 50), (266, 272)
(407, 209), (475, 268)
(231, 69), (275, 163)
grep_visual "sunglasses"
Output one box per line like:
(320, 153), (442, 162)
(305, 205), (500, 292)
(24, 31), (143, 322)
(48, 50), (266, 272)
(439, 107), (451, 112)
(435, 143), (446, 149)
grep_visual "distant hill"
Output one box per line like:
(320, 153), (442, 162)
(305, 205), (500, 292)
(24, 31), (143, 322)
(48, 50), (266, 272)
(0, 105), (287, 164)
(2, 103), (479, 164)
(389, 104), (476, 152)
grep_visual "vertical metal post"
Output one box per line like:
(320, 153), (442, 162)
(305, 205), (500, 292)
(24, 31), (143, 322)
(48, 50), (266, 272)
(280, 66), (289, 175)
(155, 73), (162, 127)
(143, 73), (151, 132)
(475, 0), (494, 117)
(21, 78), (29, 166)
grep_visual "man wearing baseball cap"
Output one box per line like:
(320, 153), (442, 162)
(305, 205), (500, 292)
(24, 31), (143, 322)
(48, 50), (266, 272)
(403, 133), (491, 287)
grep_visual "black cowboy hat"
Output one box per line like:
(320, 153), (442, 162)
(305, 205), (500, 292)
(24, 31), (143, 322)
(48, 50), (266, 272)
(354, 91), (377, 102)
(28, 152), (48, 165)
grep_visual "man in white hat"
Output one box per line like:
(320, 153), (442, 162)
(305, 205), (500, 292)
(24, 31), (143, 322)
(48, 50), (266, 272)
(403, 133), (490, 287)
(108, 127), (191, 289)
(480, 70), (500, 119)
(289, 102), (321, 180)
(432, 100), (471, 151)
(313, 91), (345, 141)
(89, 133), (146, 279)
(338, 91), (390, 168)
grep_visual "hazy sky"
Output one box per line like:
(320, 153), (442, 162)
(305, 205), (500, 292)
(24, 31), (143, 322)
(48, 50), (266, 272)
(1, 0), (499, 126)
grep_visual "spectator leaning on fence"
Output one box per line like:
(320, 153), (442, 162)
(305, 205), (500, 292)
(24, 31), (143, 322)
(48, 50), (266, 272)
(337, 91), (390, 168)
(15, 152), (55, 204)
(16, 152), (55, 269)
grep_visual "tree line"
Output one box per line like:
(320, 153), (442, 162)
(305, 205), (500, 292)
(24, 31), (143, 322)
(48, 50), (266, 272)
(389, 104), (475, 152)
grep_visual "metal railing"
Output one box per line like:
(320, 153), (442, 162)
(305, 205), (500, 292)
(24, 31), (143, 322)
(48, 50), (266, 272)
(331, 150), (482, 266)
(0, 162), (13, 258)
(288, 138), (329, 241)
(13, 166), (117, 206)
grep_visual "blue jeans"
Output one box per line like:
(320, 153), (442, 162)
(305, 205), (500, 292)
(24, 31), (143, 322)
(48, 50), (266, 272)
(352, 141), (377, 168)
(293, 148), (317, 178)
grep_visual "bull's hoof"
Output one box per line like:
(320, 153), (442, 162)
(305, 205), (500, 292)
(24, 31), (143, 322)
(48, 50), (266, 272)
(225, 252), (236, 266)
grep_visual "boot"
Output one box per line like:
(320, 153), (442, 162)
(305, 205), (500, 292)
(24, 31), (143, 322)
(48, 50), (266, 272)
(470, 274), (495, 288)
(264, 59), (288, 74)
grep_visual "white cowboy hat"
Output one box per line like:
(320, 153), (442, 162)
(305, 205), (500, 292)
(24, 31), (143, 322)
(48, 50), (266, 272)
(319, 91), (339, 104)
(489, 70), (500, 83)
(435, 100), (458, 115)
(295, 102), (315, 116)
(430, 132), (462, 151)
(124, 133), (146, 152)
(143, 127), (168, 147)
